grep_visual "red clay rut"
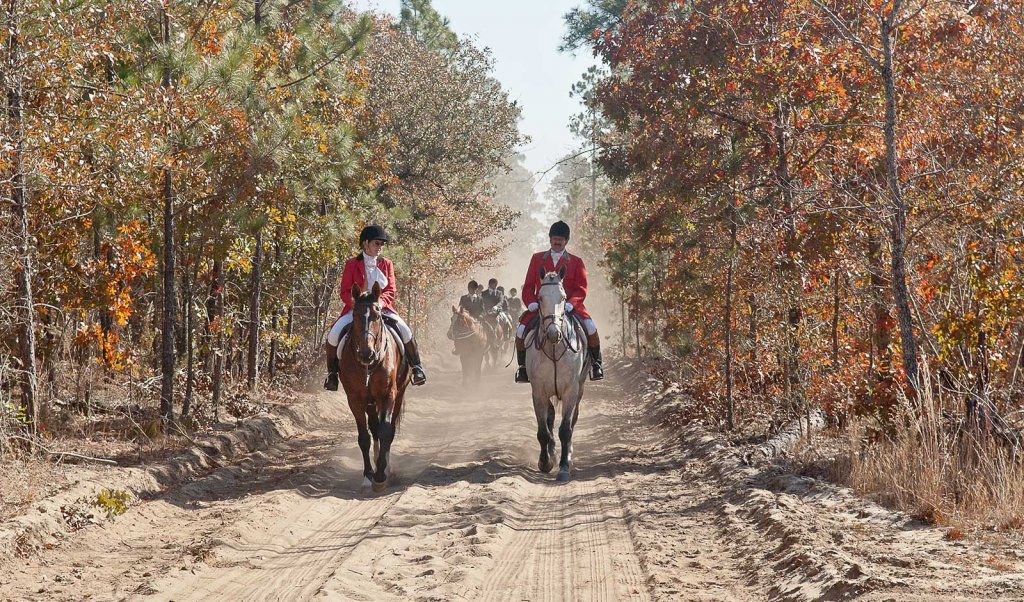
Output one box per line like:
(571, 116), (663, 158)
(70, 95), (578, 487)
(2, 365), (759, 601)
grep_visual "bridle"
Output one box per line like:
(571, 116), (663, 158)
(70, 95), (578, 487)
(448, 313), (480, 341)
(533, 280), (581, 358)
(526, 278), (585, 387)
(539, 280), (566, 343)
(352, 299), (389, 385)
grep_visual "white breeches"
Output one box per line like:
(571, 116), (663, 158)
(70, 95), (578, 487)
(327, 310), (413, 346)
(516, 317), (596, 339)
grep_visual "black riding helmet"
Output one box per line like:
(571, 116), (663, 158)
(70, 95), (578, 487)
(549, 220), (570, 239)
(359, 224), (389, 244)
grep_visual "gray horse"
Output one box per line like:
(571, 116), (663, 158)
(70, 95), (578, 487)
(525, 266), (589, 482)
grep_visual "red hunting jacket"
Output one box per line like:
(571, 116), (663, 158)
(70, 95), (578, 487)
(520, 250), (591, 326)
(338, 253), (397, 316)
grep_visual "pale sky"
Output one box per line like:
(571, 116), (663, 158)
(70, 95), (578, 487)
(349, 0), (597, 204)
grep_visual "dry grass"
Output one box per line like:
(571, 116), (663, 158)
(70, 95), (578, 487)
(0, 456), (71, 522)
(846, 369), (1024, 532)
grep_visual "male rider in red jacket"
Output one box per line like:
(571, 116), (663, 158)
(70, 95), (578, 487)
(514, 220), (603, 383)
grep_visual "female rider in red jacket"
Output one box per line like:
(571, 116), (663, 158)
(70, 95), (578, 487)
(324, 225), (427, 390)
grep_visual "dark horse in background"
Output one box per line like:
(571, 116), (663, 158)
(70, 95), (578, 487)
(448, 306), (488, 386)
(339, 282), (410, 491)
(481, 306), (513, 370)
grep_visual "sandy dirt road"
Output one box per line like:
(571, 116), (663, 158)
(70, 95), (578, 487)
(4, 363), (1024, 601)
(2, 363), (750, 601)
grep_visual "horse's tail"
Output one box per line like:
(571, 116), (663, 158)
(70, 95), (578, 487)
(394, 342), (409, 433)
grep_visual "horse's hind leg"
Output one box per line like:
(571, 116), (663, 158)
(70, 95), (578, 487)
(535, 395), (556, 473)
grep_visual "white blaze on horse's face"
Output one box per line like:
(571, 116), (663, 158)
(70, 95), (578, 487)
(355, 301), (384, 365)
(538, 272), (567, 343)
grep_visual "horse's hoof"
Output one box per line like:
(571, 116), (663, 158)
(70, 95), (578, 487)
(556, 470), (571, 483)
(361, 477), (373, 491)
(372, 479), (387, 492)
(538, 461), (553, 473)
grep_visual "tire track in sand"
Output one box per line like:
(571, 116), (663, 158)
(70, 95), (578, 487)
(147, 425), (464, 602)
(476, 473), (650, 602)
(149, 491), (402, 601)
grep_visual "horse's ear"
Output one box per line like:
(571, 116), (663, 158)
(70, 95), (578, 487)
(371, 281), (382, 299)
(538, 265), (546, 280)
(350, 283), (361, 300)
(558, 265), (567, 280)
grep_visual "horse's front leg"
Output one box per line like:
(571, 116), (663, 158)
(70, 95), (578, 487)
(534, 393), (556, 473)
(372, 399), (396, 490)
(366, 405), (380, 466)
(352, 402), (374, 489)
(556, 389), (580, 482)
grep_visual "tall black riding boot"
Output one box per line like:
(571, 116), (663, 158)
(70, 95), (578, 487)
(514, 337), (529, 383)
(404, 339), (427, 386)
(587, 333), (604, 381)
(324, 344), (339, 391)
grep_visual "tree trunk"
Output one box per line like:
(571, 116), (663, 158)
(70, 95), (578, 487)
(725, 217), (736, 430)
(880, 5), (920, 393)
(247, 228), (263, 390)
(286, 296), (294, 337)
(268, 310), (278, 381)
(831, 269), (841, 370)
(968, 329), (991, 435)
(620, 293), (626, 355)
(312, 277), (322, 344)
(182, 265), (194, 418)
(775, 102), (802, 412)
(159, 5), (175, 424)
(212, 260), (225, 421)
(203, 258), (222, 372)
(748, 294), (758, 366)
(5, 3), (38, 433)
(633, 260), (641, 358)
(868, 232), (894, 385)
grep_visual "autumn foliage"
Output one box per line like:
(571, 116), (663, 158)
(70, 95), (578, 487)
(1, 0), (522, 433)
(568, 0), (1024, 432)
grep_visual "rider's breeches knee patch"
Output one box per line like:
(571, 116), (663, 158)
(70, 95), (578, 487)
(582, 318), (597, 336)
(327, 313), (353, 346)
(385, 310), (414, 344)
(516, 324), (526, 338)
(327, 310), (414, 348)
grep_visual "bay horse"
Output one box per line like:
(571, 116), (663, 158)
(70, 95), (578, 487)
(448, 306), (487, 386)
(482, 307), (513, 370)
(339, 282), (410, 491)
(525, 266), (589, 482)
